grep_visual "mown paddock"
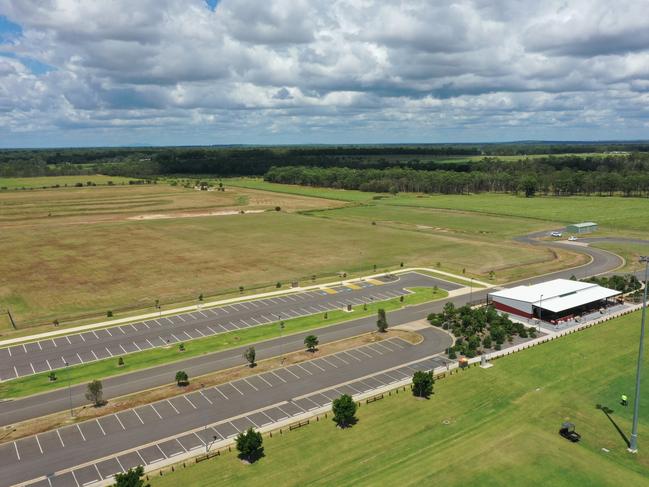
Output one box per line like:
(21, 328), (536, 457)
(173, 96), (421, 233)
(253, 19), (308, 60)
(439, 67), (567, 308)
(0, 175), (137, 189)
(311, 204), (553, 239)
(151, 310), (649, 487)
(0, 209), (555, 326)
(382, 193), (649, 236)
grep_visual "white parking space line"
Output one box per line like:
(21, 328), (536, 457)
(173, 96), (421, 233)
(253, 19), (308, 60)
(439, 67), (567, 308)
(243, 378), (258, 391)
(183, 331), (192, 339)
(270, 371), (287, 383)
(65, 336), (72, 345)
(146, 339), (154, 348)
(367, 344), (384, 355)
(250, 317), (261, 324)
(119, 344), (127, 354)
(345, 382), (362, 394)
(283, 367), (300, 379)
(164, 401), (179, 415)
(105, 347), (113, 357)
(105, 329), (112, 337)
(177, 314), (186, 322)
(51, 338), (57, 347)
(246, 416), (260, 428)
(218, 324), (229, 333)
(96, 419), (107, 436)
(206, 325), (217, 334)
(275, 405), (290, 419)
(91, 350), (99, 360)
(229, 382), (244, 395)
(114, 414), (126, 431)
(170, 333), (180, 342)
(319, 357), (338, 368)
(374, 341), (394, 352)
(13, 441), (20, 461)
(183, 395), (198, 409)
(295, 363), (313, 375)
(194, 328), (205, 337)
(76, 424), (87, 442)
(260, 411), (274, 425)
(308, 360), (325, 372)
(56, 429), (65, 447)
(239, 303), (251, 310)
(256, 374), (273, 387)
(199, 390), (213, 404)
(30, 363), (35, 374)
(70, 469), (80, 487)
(214, 387), (229, 400)
(132, 409), (145, 424)
(303, 397), (321, 410)
(342, 350), (361, 362)
(35, 435), (43, 454)
(151, 404), (165, 418)
(143, 322), (150, 329)
(332, 354), (349, 365)
(388, 339), (405, 349)
(221, 307), (229, 314)
(76, 352), (83, 363)
(198, 311), (208, 318)
(355, 347), (373, 358)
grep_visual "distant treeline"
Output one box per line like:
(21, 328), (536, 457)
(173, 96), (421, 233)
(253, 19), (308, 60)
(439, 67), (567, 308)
(3, 143), (649, 178)
(264, 159), (649, 197)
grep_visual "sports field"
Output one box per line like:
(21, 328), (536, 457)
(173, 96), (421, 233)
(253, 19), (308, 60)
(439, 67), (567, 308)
(152, 310), (649, 487)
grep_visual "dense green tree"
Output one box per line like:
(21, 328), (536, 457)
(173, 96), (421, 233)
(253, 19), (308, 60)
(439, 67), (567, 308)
(412, 371), (434, 398)
(332, 394), (357, 428)
(235, 428), (264, 463)
(376, 308), (388, 332)
(113, 466), (150, 487)
(85, 380), (104, 406)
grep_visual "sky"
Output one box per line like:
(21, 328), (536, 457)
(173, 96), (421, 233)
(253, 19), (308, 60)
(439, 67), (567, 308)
(0, 0), (649, 147)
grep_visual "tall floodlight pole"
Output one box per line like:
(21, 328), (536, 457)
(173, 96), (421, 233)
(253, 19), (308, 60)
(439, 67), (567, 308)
(629, 256), (649, 453)
(538, 294), (543, 332)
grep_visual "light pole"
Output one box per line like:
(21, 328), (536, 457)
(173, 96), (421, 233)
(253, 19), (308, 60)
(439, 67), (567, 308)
(64, 361), (73, 418)
(538, 294), (543, 332)
(629, 256), (649, 453)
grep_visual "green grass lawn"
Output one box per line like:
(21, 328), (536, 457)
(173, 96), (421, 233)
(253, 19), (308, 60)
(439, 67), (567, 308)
(313, 204), (552, 239)
(0, 175), (138, 189)
(591, 242), (649, 273)
(383, 193), (649, 236)
(0, 287), (447, 399)
(152, 310), (649, 487)
(226, 178), (380, 202)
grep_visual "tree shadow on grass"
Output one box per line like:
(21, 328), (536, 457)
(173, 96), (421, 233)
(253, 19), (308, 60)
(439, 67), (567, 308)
(596, 404), (630, 448)
(238, 448), (265, 464)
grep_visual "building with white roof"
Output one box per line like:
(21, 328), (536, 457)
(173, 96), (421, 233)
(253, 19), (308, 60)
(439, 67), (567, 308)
(488, 278), (621, 322)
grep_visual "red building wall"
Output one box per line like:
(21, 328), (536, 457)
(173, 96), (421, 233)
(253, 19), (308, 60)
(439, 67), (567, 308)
(492, 300), (533, 318)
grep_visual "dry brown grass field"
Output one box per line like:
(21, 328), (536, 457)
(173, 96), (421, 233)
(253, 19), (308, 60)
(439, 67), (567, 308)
(0, 182), (585, 329)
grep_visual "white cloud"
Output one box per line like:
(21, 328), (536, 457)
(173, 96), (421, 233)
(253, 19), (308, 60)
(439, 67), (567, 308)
(0, 0), (648, 145)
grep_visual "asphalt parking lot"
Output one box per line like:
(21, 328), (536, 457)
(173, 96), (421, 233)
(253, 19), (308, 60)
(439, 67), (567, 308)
(1, 328), (452, 487)
(0, 272), (460, 381)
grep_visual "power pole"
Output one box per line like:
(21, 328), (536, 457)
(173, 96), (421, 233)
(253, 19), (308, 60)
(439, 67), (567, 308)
(629, 256), (648, 453)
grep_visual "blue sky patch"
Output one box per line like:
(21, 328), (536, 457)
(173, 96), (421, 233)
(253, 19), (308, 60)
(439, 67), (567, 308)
(0, 15), (22, 42)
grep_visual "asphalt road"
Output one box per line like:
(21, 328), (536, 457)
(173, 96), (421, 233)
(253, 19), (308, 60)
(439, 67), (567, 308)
(0, 235), (635, 427)
(0, 272), (459, 382)
(1, 328), (453, 487)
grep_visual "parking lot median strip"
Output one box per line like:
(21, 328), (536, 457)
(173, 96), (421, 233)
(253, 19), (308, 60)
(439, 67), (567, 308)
(0, 287), (447, 401)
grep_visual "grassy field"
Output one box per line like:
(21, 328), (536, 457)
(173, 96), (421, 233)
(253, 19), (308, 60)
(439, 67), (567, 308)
(226, 178), (379, 202)
(0, 202), (561, 326)
(0, 287), (447, 399)
(312, 204), (552, 239)
(0, 175), (138, 189)
(383, 193), (649, 236)
(152, 310), (649, 487)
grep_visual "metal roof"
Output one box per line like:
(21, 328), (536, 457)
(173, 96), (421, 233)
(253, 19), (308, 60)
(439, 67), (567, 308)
(489, 278), (620, 313)
(569, 222), (597, 228)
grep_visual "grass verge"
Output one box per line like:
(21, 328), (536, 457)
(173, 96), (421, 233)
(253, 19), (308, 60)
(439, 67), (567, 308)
(151, 310), (649, 487)
(0, 287), (448, 399)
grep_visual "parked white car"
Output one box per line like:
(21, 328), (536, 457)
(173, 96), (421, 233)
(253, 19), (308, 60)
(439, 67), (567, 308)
(550, 231), (563, 237)
(568, 235), (578, 241)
